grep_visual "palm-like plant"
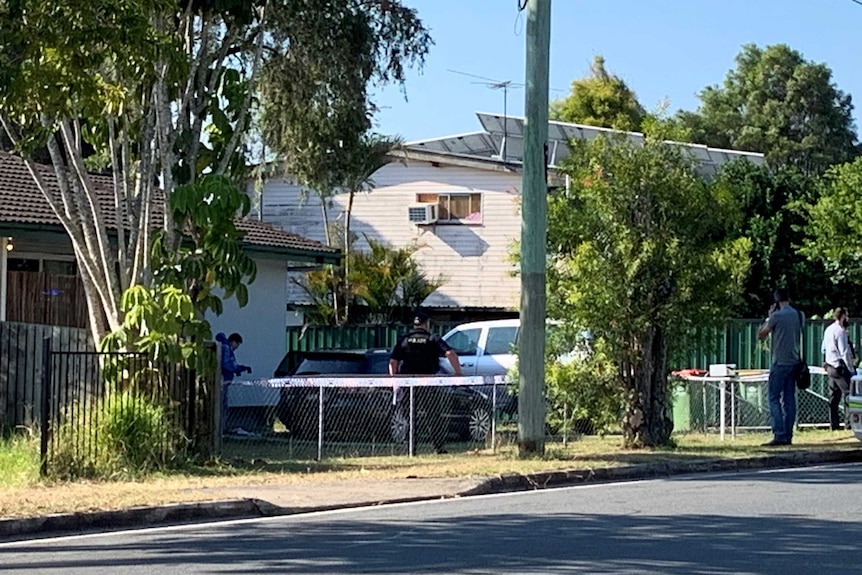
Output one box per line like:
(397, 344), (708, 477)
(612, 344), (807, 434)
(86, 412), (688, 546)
(340, 134), (403, 323)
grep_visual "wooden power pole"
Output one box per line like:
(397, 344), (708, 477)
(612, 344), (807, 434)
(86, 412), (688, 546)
(518, 0), (551, 457)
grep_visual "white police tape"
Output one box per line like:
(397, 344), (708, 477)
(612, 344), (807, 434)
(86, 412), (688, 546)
(228, 375), (510, 388)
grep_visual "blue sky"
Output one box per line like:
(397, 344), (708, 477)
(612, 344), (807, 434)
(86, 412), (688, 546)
(374, 0), (862, 141)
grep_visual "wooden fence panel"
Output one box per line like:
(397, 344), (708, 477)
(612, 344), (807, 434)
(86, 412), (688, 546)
(0, 321), (92, 432)
(6, 271), (88, 328)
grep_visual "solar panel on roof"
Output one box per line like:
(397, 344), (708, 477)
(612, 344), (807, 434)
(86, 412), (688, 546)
(405, 113), (764, 170)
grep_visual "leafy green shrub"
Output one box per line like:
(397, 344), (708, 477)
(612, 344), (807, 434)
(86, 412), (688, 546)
(52, 391), (184, 479)
(545, 338), (624, 436)
(505, 329), (624, 437)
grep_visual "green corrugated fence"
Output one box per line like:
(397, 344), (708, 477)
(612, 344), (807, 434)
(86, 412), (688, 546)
(287, 319), (860, 371)
(283, 322), (459, 374)
(678, 319), (862, 371)
(286, 322), (458, 353)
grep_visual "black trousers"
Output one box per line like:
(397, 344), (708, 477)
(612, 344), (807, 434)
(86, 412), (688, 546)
(825, 362), (851, 430)
(396, 386), (451, 452)
(419, 386), (451, 451)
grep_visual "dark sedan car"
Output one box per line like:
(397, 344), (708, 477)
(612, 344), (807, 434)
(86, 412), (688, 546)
(273, 349), (511, 445)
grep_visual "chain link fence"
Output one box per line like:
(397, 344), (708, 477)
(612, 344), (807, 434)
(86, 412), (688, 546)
(220, 376), (517, 460)
(221, 370), (842, 462)
(671, 369), (835, 434)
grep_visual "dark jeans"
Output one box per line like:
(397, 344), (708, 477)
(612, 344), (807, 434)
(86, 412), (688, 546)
(825, 362), (851, 430)
(768, 363), (798, 442)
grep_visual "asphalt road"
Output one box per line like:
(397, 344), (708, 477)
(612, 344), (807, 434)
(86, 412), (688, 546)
(3, 463), (861, 574)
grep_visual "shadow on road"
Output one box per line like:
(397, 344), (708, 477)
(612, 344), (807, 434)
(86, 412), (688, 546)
(5, 466), (859, 574)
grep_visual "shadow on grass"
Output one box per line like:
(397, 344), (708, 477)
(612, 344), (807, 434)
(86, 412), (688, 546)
(185, 435), (488, 476)
(175, 429), (861, 478)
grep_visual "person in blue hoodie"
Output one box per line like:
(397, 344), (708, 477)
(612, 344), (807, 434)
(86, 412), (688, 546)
(216, 332), (252, 382)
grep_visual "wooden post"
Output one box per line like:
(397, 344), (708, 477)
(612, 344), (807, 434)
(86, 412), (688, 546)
(0, 237), (7, 322)
(518, 0), (552, 457)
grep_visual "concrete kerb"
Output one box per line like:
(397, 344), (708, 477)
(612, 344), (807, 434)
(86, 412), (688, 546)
(3, 447), (861, 540)
(0, 498), (268, 540)
(461, 447), (862, 496)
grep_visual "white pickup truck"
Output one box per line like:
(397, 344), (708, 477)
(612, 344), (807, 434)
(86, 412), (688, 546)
(439, 318), (591, 376)
(849, 375), (862, 441)
(439, 319), (521, 376)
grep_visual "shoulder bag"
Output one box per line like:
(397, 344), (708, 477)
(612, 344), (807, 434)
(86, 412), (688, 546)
(796, 309), (811, 390)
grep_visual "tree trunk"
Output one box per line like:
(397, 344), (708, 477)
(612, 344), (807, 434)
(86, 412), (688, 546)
(343, 189), (355, 324)
(319, 196), (339, 323)
(621, 325), (673, 447)
(78, 262), (110, 345)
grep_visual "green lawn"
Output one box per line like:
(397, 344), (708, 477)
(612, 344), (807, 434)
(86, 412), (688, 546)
(0, 434), (40, 488)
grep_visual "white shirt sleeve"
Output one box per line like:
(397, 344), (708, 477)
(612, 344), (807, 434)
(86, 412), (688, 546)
(839, 328), (856, 375)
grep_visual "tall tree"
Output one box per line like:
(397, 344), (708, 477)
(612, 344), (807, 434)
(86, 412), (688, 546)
(548, 131), (751, 447)
(259, 2), (429, 195)
(0, 0), (431, 344)
(102, 174), (257, 367)
(550, 55), (646, 131)
(800, 158), (862, 310)
(339, 134), (402, 324)
(676, 44), (858, 174)
(712, 161), (856, 316)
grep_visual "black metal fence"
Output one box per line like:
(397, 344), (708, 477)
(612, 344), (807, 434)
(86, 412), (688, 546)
(39, 343), (217, 477)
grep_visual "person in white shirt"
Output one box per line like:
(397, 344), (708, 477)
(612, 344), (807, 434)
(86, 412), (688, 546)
(822, 307), (854, 430)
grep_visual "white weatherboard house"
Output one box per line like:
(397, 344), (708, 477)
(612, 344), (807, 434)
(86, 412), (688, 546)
(259, 112), (765, 322)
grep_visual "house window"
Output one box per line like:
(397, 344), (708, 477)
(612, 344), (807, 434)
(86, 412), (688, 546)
(8, 258), (39, 272)
(8, 257), (77, 275)
(43, 259), (77, 275)
(416, 192), (482, 224)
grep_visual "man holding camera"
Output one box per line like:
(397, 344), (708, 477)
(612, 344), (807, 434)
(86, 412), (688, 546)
(758, 288), (804, 446)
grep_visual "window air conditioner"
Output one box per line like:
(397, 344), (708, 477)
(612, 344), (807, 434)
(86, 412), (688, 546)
(407, 203), (438, 225)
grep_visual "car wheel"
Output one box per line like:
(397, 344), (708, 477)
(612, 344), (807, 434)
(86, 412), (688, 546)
(390, 408), (409, 444)
(468, 405), (492, 442)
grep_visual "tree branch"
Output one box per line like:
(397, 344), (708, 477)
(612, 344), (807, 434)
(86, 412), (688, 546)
(216, 2), (269, 175)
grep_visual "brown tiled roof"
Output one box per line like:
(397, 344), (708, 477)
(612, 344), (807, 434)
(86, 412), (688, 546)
(0, 150), (339, 261)
(235, 217), (336, 254)
(0, 150), (65, 227)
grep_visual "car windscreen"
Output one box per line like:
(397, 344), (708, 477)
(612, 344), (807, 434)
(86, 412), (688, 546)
(293, 356), (369, 375)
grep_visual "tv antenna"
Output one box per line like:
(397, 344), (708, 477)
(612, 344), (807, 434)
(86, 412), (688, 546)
(447, 69), (523, 162)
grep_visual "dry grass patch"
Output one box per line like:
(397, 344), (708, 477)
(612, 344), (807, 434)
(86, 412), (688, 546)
(1, 429), (858, 519)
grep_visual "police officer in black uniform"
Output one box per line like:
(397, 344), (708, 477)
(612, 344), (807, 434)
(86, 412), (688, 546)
(389, 310), (463, 453)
